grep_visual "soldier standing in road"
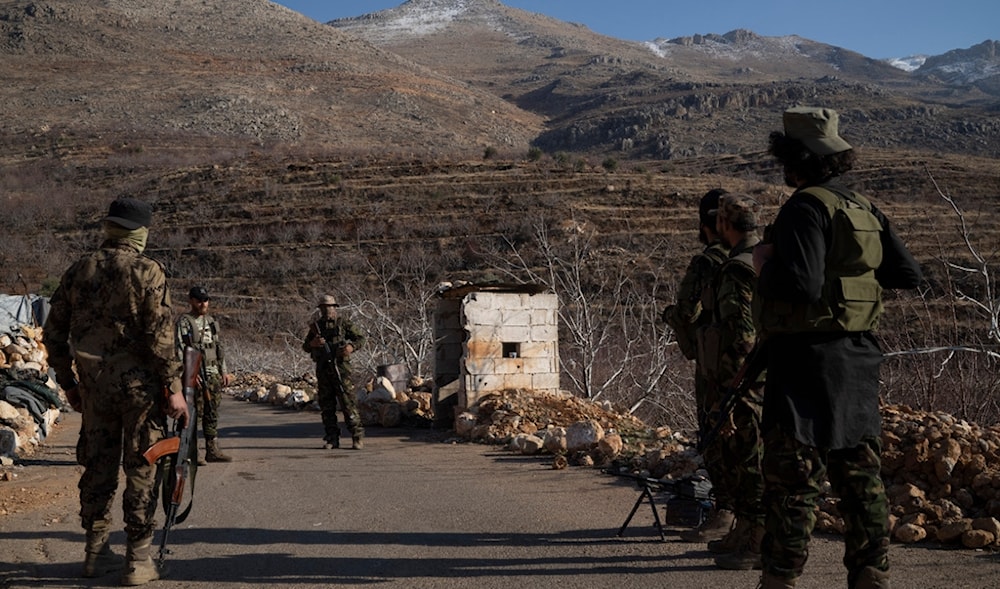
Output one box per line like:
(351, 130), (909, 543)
(662, 188), (734, 543)
(700, 193), (767, 570)
(303, 295), (366, 450)
(753, 107), (922, 589)
(43, 197), (188, 586)
(176, 285), (233, 464)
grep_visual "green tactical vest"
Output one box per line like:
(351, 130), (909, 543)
(756, 185), (884, 335)
(180, 315), (221, 369)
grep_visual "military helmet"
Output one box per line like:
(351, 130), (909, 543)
(317, 294), (339, 308)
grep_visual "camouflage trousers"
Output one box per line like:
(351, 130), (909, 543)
(719, 394), (765, 524)
(700, 379), (733, 511)
(761, 428), (890, 586)
(316, 362), (363, 440)
(703, 386), (764, 519)
(196, 370), (223, 439)
(75, 357), (167, 543)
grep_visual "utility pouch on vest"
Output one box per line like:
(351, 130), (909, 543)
(758, 186), (885, 334)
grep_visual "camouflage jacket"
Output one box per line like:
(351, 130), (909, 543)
(710, 236), (762, 392)
(43, 241), (181, 393)
(302, 316), (365, 365)
(176, 313), (227, 375)
(663, 241), (729, 360)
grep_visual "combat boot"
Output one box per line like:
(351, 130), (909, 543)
(82, 528), (123, 578)
(205, 437), (233, 462)
(678, 507), (734, 542)
(352, 436), (364, 450)
(758, 572), (797, 589)
(120, 536), (160, 586)
(714, 523), (764, 570)
(707, 516), (750, 554)
(853, 566), (890, 589)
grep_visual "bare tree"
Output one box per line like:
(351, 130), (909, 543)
(483, 215), (693, 426)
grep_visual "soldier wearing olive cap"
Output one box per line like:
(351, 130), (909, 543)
(303, 295), (366, 449)
(44, 197), (187, 585)
(753, 108), (923, 589)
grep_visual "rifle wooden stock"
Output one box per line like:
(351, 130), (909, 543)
(142, 437), (180, 466)
(143, 343), (201, 566)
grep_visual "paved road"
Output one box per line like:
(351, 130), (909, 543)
(1, 398), (996, 589)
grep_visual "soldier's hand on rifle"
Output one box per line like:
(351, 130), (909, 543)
(337, 343), (354, 358)
(309, 334), (325, 349)
(720, 413), (737, 437)
(164, 382), (189, 424)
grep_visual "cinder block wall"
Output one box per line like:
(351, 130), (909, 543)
(460, 291), (560, 407)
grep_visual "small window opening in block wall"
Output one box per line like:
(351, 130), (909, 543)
(502, 342), (521, 359)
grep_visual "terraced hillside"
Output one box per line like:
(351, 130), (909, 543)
(5, 143), (998, 423)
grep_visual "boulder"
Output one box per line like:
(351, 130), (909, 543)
(565, 420), (604, 452)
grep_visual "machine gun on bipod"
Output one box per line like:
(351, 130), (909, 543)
(605, 467), (714, 541)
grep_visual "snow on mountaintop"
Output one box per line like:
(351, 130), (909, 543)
(645, 30), (809, 61)
(330, 0), (514, 44)
(885, 56), (928, 72)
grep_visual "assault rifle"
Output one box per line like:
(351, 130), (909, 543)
(141, 343), (202, 566)
(696, 340), (768, 454)
(313, 320), (349, 394)
(605, 468), (713, 541)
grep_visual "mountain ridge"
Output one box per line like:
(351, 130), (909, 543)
(329, 0), (999, 159)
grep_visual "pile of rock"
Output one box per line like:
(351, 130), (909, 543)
(230, 372), (435, 428)
(1, 325), (63, 463)
(862, 404), (1000, 548)
(455, 390), (1000, 549)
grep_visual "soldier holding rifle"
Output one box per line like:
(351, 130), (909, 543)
(44, 197), (187, 586)
(303, 295), (366, 450)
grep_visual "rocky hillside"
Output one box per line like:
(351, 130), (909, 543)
(916, 40), (1000, 94)
(330, 0), (1000, 159)
(0, 0), (542, 156)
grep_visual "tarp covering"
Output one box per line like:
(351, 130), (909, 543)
(0, 294), (49, 334)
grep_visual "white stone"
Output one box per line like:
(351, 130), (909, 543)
(0, 427), (19, 457)
(267, 383), (292, 404)
(542, 427), (568, 454)
(566, 420), (604, 452)
(369, 377), (396, 402)
(510, 433), (544, 455)
(455, 412), (478, 438)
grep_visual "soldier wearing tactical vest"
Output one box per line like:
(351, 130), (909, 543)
(700, 194), (767, 570)
(303, 295), (366, 450)
(662, 188), (735, 543)
(176, 286), (233, 463)
(753, 107), (922, 589)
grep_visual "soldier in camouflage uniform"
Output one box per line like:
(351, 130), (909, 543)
(176, 285), (233, 464)
(699, 194), (767, 570)
(753, 108), (922, 589)
(661, 188), (734, 542)
(303, 295), (366, 450)
(43, 197), (187, 586)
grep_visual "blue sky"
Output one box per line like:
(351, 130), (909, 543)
(273, 1), (996, 59)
